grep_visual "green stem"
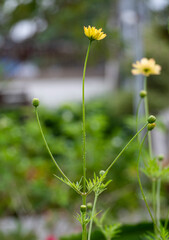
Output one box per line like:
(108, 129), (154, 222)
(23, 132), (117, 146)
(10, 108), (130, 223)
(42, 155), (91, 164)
(152, 180), (157, 232)
(144, 77), (152, 159)
(164, 210), (169, 229)
(88, 194), (98, 240)
(81, 40), (92, 240)
(137, 132), (160, 234)
(105, 123), (148, 174)
(136, 99), (142, 134)
(156, 164), (162, 228)
(136, 98), (143, 147)
(82, 209), (87, 240)
(82, 40), (92, 196)
(35, 108), (81, 193)
(144, 77), (159, 235)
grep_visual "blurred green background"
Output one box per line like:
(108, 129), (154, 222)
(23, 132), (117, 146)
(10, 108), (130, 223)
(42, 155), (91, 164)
(0, 0), (169, 239)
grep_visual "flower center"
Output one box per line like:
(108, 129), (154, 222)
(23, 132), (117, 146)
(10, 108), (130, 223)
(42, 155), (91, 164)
(143, 68), (150, 73)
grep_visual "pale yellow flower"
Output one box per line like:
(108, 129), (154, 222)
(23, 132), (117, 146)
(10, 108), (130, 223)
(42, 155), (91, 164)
(131, 58), (161, 77)
(84, 25), (106, 41)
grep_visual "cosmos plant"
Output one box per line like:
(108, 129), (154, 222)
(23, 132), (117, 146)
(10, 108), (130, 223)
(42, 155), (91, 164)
(32, 26), (164, 240)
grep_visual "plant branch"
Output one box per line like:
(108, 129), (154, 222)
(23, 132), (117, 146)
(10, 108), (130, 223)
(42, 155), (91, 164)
(105, 123), (148, 174)
(88, 194), (98, 240)
(137, 131), (160, 235)
(35, 108), (81, 195)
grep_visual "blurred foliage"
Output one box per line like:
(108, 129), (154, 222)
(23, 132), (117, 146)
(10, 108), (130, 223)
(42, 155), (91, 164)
(0, 0), (120, 64)
(145, 25), (169, 113)
(61, 222), (154, 240)
(0, 92), (169, 218)
(0, 228), (36, 240)
(0, 91), (147, 216)
(0, 222), (156, 240)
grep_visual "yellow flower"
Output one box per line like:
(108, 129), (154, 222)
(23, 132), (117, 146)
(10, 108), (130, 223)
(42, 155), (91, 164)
(84, 25), (106, 41)
(131, 58), (161, 77)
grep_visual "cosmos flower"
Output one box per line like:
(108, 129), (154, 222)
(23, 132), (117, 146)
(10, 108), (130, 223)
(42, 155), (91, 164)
(131, 58), (161, 77)
(84, 26), (106, 41)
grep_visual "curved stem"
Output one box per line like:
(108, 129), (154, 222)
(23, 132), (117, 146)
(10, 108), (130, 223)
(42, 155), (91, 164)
(82, 40), (92, 197)
(137, 132), (160, 234)
(88, 194), (98, 240)
(105, 123), (148, 174)
(35, 108), (82, 195)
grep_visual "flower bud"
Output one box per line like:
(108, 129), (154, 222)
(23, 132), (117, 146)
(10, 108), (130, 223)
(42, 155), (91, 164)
(139, 90), (147, 98)
(147, 123), (156, 131)
(99, 170), (105, 176)
(148, 115), (156, 123)
(158, 154), (164, 161)
(80, 205), (87, 213)
(87, 202), (92, 210)
(32, 98), (40, 107)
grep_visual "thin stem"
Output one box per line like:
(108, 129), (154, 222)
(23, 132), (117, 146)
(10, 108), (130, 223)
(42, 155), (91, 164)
(152, 180), (157, 222)
(88, 194), (98, 240)
(144, 77), (152, 159)
(82, 211), (87, 240)
(105, 123), (148, 174)
(81, 40), (92, 240)
(137, 132), (160, 234)
(156, 164), (162, 228)
(144, 78), (149, 119)
(82, 40), (92, 197)
(144, 77), (159, 235)
(137, 133), (154, 221)
(136, 98), (142, 134)
(152, 180), (157, 232)
(35, 108), (81, 194)
(164, 210), (169, 229)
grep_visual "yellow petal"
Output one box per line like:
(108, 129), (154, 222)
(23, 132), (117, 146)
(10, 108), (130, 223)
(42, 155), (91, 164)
(83, 25), (106, 41)
(131, 69), (141, 75)
(98, 33), (107, 40)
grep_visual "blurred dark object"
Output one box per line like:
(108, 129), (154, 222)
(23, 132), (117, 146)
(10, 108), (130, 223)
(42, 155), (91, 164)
(0, 89), (29, 107)
(0, 0), (119, 67)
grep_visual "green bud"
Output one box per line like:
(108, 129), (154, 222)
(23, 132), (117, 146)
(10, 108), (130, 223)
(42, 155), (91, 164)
(99, 170), (105, 176)
(147, 123), (156, 131)
(87, 202), (92, 210)
(32, 98), (40, 107)
(148, 115), (156, 123)
(80, 205), (87, 213)
(158, 154), (164, 161)
(139, 90), (147, 98)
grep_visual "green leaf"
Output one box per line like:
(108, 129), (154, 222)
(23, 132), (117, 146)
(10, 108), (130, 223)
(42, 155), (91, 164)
(54, 175), (82, 193)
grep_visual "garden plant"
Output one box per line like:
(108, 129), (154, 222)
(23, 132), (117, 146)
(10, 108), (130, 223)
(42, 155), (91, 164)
(32, 26), (169, 240)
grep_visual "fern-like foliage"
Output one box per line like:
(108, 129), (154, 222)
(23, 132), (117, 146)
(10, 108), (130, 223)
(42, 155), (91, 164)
(144, 226), (169, 240)
(86, 172), (111, 195)
(74, 210), (101, 226)
(74, 212), (90, 225)
(94, 210), (121, 240)
(103, 224), (121, 239)
(74, 212), (83, 224)
(141, 158), (169, 181)
(54, 175), (82, 194)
